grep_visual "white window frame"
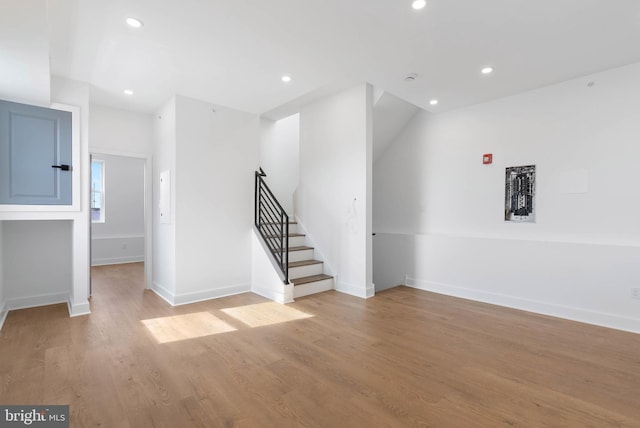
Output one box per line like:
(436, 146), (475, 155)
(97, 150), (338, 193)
(91, 159), (105, 223)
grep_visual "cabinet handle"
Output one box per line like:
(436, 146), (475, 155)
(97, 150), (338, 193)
(52, 164), (71, 171)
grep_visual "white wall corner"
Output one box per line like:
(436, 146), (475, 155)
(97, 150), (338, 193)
(406, 277), (640, 335)
(144, 157), (154, 290)
(72, 218), (91, 317)
(151, 281), (176, 306)
(336, 281), (374, 299)
(0, 301), (7, 332)
(367, 283), (375, 298)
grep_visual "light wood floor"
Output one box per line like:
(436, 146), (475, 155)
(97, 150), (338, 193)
(1, 263), (639, 427)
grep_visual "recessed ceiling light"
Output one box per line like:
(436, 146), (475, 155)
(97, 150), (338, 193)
(123, 89), (134, 96)
(412, 0), (427, 10)
(404, 73), (418, 82)
(429, 99), (439, 106)
(281, 75), (292, 83)
(126, 17), (144, 28)
(481, 66), (494, 75)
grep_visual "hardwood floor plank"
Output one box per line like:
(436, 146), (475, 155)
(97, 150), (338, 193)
(1, 262), (639, 427)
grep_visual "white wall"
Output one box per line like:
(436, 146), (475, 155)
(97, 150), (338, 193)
(2, 221), (72, 309)
(48, 77), (91, 316)
(173, 95), (259, 303)
(91, 154), (145, 265)
(373, 62), (640, 332)
(152, 97), (177, 301)
(259, 114), (300, 215)
(296, 83), (373, 298)
(89, 104), (152, 156)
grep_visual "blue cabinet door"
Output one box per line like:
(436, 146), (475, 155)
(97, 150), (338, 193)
(0, 99), (72, 205)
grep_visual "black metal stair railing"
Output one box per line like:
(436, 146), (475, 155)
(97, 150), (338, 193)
(255, 168), (289, 284)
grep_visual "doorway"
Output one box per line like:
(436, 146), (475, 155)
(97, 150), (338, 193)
(90, 152), (152, 292)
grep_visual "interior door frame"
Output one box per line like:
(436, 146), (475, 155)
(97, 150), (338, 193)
(89, 149), (153, 290)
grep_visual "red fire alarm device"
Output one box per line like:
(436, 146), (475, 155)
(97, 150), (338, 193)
(482, 153), (493, 164)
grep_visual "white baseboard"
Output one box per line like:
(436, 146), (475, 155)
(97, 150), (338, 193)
(406, 277), (640, 334)
(0, 300), (7, 332)
(67, 298), (91, 317)
(367, 283), (375, 298)
(375, 283), (401, 292)
(173, 283), (251, 306)
(151, 281), (252, 306)
(335, 281), (375, 299)
(6, 292), (69, 311)
(0, 294), (90, 329)
(151, 281), (176, 306)
(252, 283), (294, 304)
(91, 256), (144, 266)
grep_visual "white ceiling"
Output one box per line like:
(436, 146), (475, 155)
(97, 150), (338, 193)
(31, 0), (640, 114)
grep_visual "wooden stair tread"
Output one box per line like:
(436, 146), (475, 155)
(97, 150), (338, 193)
(261, 221), (298, 225)
(274, 246), (314, 253)
(291, 274), (333, 286)
(265, 232), (304, 238)
(288, 259), (323, 268)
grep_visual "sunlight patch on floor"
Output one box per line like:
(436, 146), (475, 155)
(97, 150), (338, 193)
(221, 302), (314, 328)
(142, 312), (236, 343)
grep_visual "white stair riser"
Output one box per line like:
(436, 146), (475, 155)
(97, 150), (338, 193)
(289, 235), (305, 247)
(263, 235), (305, 248)
(289, 263), (324, 279)
(259, 223), (297, 234)
(287, 249), (314, 262)
(294, 278), (334, 298)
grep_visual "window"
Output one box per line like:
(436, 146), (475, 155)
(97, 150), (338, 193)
(91, 159), (105, 223)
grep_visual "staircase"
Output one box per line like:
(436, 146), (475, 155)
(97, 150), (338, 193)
(277, 223), (334, 298)
(255, 168), (333, 300)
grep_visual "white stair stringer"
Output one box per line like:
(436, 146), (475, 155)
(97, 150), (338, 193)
(251, 227), (294, 304)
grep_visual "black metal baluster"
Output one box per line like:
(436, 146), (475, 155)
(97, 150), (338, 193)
(254, 168), (289, 284)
